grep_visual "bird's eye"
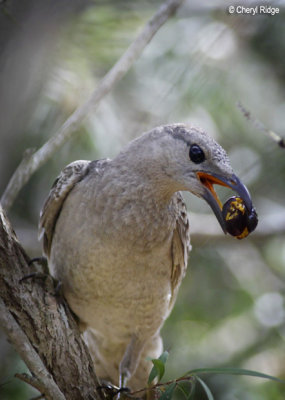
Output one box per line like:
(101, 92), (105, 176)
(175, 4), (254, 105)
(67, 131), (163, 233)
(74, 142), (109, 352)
(189, 144), (205, 164)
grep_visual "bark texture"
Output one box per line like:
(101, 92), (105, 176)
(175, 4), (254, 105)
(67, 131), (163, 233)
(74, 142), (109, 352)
(0, 206), (103, 400)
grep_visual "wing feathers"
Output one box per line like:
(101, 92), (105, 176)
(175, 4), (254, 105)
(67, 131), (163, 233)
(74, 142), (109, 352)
(39, 160), (91, 256)
(170, 193), (191, 304)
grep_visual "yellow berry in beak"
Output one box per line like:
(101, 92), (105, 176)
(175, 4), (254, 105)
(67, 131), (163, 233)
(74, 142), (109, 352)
(222, 196), (258, 239)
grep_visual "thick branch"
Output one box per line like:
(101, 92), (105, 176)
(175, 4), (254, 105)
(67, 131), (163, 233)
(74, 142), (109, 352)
(1, 0), (185, 211)
(0, 206), (104, 400)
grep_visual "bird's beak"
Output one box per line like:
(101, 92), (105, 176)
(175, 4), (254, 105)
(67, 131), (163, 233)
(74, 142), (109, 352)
(196, 172), (253, 234)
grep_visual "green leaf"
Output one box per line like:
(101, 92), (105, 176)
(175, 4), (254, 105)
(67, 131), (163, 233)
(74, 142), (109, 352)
(148, 351), (169, 384)
(159, 382), (176, 400)
(159, 351), (169, 365)
(148, 359), (165, 384)
(196, 377), (214, 400)
(176, 377), (197, 400)
(188, 378), (197, 400)
(185, 367), (285, 384)
(176, 383), (189, 399)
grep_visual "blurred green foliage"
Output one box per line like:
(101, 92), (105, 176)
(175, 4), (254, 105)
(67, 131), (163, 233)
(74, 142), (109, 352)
(1, 1), (285, 399)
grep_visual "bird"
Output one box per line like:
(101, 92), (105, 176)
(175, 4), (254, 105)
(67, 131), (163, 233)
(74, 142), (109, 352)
(39, 123), (254, 392)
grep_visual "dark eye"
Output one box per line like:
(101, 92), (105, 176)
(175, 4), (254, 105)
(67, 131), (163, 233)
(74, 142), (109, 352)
(189, 144), (205, 164)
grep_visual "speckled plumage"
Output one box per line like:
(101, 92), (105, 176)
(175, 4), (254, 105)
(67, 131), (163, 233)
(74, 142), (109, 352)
(39, 123), (236, 391)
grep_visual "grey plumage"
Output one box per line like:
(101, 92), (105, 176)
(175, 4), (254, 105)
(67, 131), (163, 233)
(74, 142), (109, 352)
(39, 123), (252, 391)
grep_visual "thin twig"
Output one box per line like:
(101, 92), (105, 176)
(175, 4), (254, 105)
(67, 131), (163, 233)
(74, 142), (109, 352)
(130, 375), (195, 397)
(237, 102), (285, 148)
(1, 0), (185, 211)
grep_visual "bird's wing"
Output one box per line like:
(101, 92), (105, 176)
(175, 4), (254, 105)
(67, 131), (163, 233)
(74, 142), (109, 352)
(170, 193), (191, 304)
(39, 159), (109, 256)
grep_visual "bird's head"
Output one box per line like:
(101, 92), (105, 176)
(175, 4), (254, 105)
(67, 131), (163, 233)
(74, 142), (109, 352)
(129, 123), (254, 234)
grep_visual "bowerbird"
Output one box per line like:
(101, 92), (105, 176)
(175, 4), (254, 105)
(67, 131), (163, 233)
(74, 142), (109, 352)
(39, 123), (256, 392)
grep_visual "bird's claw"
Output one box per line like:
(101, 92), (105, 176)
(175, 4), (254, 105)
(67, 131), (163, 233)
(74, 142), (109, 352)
(97, 383), (132, 399)
(20, 256), (62, 297)
(28, 256), (49, 274)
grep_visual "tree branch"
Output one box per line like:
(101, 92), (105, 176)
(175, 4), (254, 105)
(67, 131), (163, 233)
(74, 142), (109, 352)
(1, 0), (185, 211)
(0, 205), (105, 399)
(0, 299), (65, 400)
(15, 373), (56, 398)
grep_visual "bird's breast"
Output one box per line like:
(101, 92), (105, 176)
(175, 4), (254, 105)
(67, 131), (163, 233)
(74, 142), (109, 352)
(59, 236), (175, 338)
(50, 177), (180, 337)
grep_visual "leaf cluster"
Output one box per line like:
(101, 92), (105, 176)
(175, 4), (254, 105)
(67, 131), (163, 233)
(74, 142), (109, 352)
(134, 352), (285, 400)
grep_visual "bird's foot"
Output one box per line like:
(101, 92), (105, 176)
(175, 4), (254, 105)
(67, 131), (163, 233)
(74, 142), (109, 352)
(97, 381), (131, 399)
(20, 256), (62, 297)
(116, 387), (132, 399)
(28, 256), (49, 274)
(20, 256), (49, 282)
